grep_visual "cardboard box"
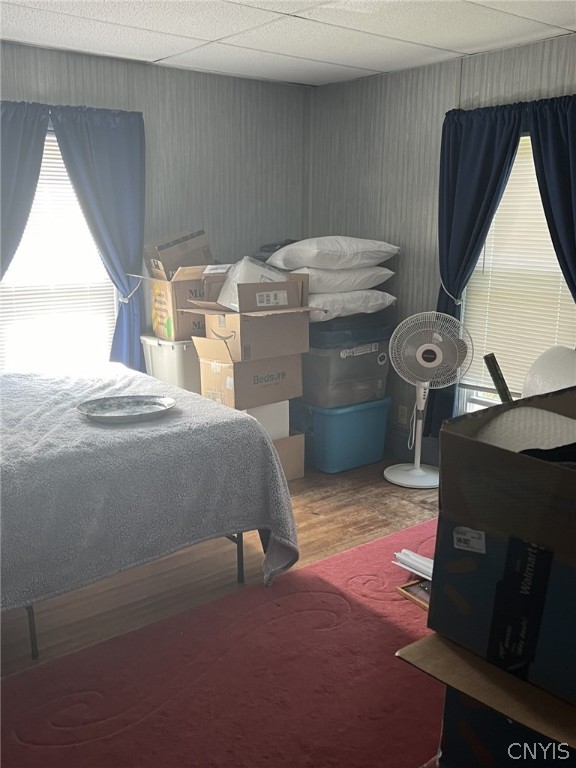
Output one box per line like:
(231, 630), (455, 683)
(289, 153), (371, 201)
(203, 309), (310, 362)
(131, 265), (233, 341)
(244, 401), (290, 441)
(144, 230), (214, 280)
(427, 387), (576, 704)
(144, 266), (208, 341)
(273, 432), (305, 481)
(217, 256), (289, 311)
(396, 634), (576, 749)
(192, 337), (303, 410)
(182, 273), (311, 361)
(439, 686), (576, 767)
(188, 271), (309, 312)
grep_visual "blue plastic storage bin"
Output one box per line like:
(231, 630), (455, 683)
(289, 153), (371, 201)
(291, 397), (391, 473)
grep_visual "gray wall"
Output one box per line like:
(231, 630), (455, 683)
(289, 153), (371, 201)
(2, 34), (575, 458)
(307, 33), (576, 458)
(0, 42), (310, 264)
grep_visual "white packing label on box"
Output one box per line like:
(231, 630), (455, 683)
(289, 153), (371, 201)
(225, 376), (234, 391)
(340, 343), (379, 359)
(453, 526), (486, 554)
(256, 290), (289, 308)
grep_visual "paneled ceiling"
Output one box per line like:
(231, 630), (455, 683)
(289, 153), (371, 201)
(1, 0), (575, 86)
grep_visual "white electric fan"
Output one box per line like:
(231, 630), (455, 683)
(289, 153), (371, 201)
(383, 311), (473, 489)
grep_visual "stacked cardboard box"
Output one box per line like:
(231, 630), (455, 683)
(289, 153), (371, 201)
(139, 230), (217, 342)
(184, 271), (311, 481)
(138, 231), (228, 396)
(398, 634), (576, 767)
(398, 386), (576, 766)
(429, 386), (576, 704)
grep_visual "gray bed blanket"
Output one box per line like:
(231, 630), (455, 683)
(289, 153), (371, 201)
(0, 367), (299, 611)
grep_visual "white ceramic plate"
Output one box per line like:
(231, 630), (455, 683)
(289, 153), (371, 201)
(76, 395), (176, 424)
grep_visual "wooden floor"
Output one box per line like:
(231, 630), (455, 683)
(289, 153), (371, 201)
(1, 461), (438, 677)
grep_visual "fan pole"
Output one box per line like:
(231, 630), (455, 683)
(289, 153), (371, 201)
(383, 383), (439, 489)
(413, 382), (427, 471)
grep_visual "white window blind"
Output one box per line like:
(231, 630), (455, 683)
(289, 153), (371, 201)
(461, 135), (576, 396)
(0, 131), (117, 375)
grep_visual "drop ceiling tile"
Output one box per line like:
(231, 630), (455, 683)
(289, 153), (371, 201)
(297, 0), (569, 53)
(0, 4), (206, 61)
(224, 0), (328, 12)
(471, 0), (576, 31)
(161, 41), (378, 84)
(223, 15), (462, 70)
(6, 0), (283, 39)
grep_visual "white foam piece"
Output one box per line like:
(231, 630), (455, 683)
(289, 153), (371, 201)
(476, 406), (576, 454)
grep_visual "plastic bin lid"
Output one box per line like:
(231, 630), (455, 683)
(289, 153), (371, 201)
(309, 324), (394, 349)
(307, 397), (391, 415)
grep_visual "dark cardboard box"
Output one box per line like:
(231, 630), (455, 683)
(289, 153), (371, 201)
(397, 634), (576, 751)
(439, 686), (576, 767)
(427, 387), (576, 704)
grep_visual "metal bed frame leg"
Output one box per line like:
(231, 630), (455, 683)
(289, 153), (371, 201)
(25, 605), (39, 660)
(236, 532), (244, 584)
(24, 528), (259, 655)
(258, 528), (270, 554)
(225, 533), (245, 584)
(24, 530), (251, 659)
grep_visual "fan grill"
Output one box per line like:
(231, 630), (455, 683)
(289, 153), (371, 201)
(389, 311), (473, 389)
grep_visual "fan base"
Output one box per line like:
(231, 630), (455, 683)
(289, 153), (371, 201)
(383, 463), (439, 489)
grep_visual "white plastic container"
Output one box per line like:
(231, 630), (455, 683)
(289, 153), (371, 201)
(141, 334), (201, 393)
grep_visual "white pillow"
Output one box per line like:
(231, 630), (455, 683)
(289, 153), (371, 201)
(292, 266), (394, 294)
(267, 236), (400, 271)
(308, 290), (397, 323)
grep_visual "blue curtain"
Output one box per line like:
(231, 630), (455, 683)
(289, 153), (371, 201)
(424, 104), (522, 436)
(528, 95), (576, 301)
(51, 106), (146, 371)
(0, 101), (49, 280)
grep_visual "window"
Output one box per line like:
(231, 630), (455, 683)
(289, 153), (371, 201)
(0, 131), (117, 375)
(459, 135), (576, 411)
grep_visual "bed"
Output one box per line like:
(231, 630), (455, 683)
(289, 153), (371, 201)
(1, 365), (299, 651)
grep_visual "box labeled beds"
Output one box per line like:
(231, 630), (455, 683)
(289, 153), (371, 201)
(144, 230), (214, 280)
(192, 337), (303, 410)
(428, 387), (576, 705)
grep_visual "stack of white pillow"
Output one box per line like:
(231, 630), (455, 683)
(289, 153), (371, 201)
(266, 235), (398, 322)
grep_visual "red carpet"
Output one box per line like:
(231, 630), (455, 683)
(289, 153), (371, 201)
(2, 519), (443, 768)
